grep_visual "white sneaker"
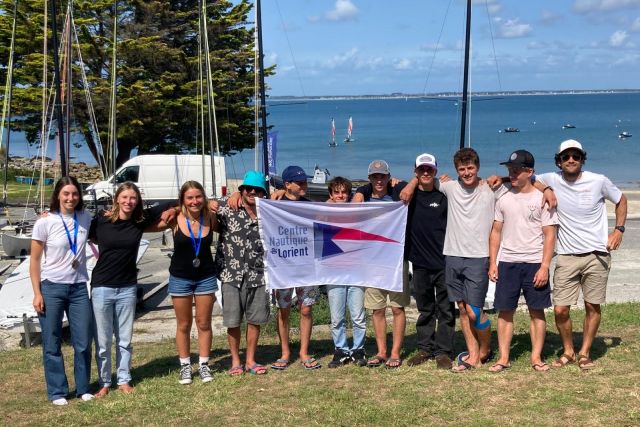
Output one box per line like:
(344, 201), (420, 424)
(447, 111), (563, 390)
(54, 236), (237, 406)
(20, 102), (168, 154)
(179, 363), (192, 385)
(52, 398), (69, 406)
(81, 393), (95, 401)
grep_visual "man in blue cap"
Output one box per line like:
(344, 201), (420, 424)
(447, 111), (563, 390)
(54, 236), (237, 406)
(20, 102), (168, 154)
(213, 170), (271, 375)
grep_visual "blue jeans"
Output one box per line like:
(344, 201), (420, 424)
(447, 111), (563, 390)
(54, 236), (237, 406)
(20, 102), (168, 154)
(92, 285), (137, 387)
(326, 285), (366, 353)
(38, 280), (93, 401)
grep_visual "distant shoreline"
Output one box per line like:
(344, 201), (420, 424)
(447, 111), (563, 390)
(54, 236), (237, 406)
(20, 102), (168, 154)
(270, 89), (640, 102)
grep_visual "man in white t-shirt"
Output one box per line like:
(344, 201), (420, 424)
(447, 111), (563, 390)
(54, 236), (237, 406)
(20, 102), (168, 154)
(488, 150), (558, 373)
(537, 139), (627, 371)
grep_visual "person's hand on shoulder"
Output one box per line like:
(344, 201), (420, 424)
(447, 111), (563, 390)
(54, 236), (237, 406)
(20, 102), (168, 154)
(160, 207), (179, 225)
(485, 175), (503, 189)
(439, 174), (451, 183)
(208, 199), (219, 214)
(270, 189), (285, 200)
(541, 188), (557, 209)
(227, 191), (242, 210)
(399, 177), (418, 205)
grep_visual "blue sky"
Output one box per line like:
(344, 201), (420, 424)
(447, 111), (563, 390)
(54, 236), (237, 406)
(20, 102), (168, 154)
(260, 0), (640, 96)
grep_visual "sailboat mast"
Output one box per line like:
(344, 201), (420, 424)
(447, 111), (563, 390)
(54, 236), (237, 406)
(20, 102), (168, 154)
(459, 0), (472, 150)
(256, 0), (270, 193)
(50, 0), (68, 176)
(2, 0), (18, 208)
(65, 2), (72, 166)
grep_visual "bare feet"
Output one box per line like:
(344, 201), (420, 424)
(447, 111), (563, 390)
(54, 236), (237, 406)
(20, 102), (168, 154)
(117, 383), (135, 394)
(94, 387), (109, 398)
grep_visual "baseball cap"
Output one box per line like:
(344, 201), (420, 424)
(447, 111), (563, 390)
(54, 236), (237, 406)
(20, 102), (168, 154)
(367, 160), (390, 175)
(500, 149), (535, 168)
(238, 170), (267, 192)
(281, 165), (310, 182)
(415, 153), (437, 169)
(557, 139), (586, 155)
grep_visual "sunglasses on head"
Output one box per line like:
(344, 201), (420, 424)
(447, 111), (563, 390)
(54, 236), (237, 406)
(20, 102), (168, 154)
(560, 153), (583, 162)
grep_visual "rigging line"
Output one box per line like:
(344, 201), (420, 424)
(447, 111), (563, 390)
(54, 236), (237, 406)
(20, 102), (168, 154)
(201, 0), (219, 197)
(484, 0), (502, 92)
(273, 0), (306, 97)
(40, 0), (49, 212)
(254, 3), (260, 170)
(108, 0), (117, 178)
(197, 1), (205, 184)
(421, 0), (454, 96)
(1, 0), (18, 209)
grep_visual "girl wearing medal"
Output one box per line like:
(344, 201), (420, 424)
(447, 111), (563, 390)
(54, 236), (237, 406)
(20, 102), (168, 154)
(30, 176), (94, 405)
(168, 180), (218, 385)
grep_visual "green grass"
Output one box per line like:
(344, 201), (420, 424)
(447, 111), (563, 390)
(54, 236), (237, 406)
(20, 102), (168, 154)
(1, 303), (639, 426)
(2, 182), (53, 205)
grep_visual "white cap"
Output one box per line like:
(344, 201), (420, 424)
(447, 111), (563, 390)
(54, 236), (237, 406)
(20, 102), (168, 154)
(557, 139), (585, 155)
(415, 153), (437, 169)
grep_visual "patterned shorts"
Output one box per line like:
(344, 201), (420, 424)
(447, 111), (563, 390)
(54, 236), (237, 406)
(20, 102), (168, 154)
(274, 286), (320, 308)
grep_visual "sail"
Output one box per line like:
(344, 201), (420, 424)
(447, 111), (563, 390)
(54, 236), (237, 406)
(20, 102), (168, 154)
(346, 116), (353, 139)
(331, 118), (336, 143)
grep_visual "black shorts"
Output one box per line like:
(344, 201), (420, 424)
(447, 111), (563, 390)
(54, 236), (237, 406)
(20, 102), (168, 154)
(494, 262), (551, 311)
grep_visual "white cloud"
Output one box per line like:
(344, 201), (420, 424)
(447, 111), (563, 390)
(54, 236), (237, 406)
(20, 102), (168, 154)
(325, 48), (359, 69)
(540, 10), (562, 26)
(420, 41), (463, 51)
(527, 41), (549, 49)
(573, 0), (640, 14)
(610, 29), (630, 45)
(394, 58), (412, 70)
(631, 16), (640, 30)
(325, 0), (359, 22)
(495, 17), (533, 38)
(472, 0), (502, 15)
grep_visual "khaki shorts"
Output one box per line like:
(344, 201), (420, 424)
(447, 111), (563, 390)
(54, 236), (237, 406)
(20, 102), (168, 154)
(364, 261), (410, 309)
(553, 253), (611, 305)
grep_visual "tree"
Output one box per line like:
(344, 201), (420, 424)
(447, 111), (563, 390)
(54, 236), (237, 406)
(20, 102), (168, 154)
(0, 0), (268, 169)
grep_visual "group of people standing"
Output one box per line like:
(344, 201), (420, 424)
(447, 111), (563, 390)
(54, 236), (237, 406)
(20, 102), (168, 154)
(30, 137), (627, 404)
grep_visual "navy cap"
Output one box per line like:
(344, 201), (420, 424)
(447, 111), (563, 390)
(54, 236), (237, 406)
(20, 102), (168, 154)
(500, 149), (535, 168)
(282, 165), (310, 182)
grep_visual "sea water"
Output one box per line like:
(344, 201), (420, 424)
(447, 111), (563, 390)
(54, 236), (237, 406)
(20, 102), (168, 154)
(5, 93), (638, 187)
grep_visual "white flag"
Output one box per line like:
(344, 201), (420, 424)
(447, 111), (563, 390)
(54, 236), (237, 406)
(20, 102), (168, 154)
(257, 199), (407, 291)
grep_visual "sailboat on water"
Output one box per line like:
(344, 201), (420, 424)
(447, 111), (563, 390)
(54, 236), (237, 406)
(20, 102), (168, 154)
(328, 117), (337, 147)
(343, 116), (355, 143)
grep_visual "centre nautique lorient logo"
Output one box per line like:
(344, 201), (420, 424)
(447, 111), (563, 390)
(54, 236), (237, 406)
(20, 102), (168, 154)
(268, 223), (399, 260)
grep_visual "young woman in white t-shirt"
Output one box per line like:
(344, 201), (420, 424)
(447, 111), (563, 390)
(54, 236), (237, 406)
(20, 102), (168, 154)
(30, 176), (94, 406)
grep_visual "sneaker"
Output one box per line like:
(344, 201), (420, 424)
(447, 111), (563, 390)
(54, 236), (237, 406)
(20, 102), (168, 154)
(199, 363), (214, 383)
(179, 363), (192, 385)
(80, 393), (95, 401)
(52, 398), (68, 406)
(435, 354), (453, 370)
(328, 349), (351, 368)
(351, 349), (367, 367)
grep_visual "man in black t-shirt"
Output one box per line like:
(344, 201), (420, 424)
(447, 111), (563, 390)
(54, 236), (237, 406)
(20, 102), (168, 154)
(400, 154), (454, 369)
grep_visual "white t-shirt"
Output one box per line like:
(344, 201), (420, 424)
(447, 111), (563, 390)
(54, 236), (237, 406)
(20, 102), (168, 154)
(537, 171), (622, 254)
(494, 188), (558, 263)
(31, 210), (92, 284)
(440, 179), (507, 258)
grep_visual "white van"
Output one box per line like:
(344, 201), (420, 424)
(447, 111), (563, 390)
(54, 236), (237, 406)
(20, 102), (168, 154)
(85, 154), (227, 203)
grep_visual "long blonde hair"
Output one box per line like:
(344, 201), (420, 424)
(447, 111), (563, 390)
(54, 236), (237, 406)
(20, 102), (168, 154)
(110, 182), (144, 223)
(178, 180), (211, 224)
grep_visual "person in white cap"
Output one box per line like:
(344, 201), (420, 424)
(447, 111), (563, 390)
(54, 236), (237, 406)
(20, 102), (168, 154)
(537, 139), (627, 371)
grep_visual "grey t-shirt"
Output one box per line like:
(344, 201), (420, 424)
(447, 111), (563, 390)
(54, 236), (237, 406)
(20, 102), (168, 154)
(440, 179), (507, 258)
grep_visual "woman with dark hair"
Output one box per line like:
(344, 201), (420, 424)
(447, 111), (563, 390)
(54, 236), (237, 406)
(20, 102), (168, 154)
(91, 182), (167, 398)
(30, 176), (94, 405)
(168, 180), (218, 385)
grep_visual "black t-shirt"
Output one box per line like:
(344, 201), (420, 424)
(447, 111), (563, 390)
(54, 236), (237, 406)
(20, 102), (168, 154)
(169, 223), (216, 280)
(89, 208), (160, 287)
(396, 181), (447, 270)
(355, 182), (399, 201)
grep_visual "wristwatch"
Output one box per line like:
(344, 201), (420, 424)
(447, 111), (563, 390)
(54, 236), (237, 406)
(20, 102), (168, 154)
(615, 225), (625, 233)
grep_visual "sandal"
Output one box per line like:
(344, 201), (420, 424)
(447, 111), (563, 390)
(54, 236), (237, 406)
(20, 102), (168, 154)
(385, 358), (402, 369)
(551, 353), (575, 369)
(228, 365), (245, 376)
(489, 363), (511, 373)
(532, 362), (550, 372)
(451, 361), (475, 373)
(247, 363), (268, 375)
(300, 357), (321, 370)
(577, 354), (595, 371)
(270, 358), (290, 371)
(367, 355), (387, 368)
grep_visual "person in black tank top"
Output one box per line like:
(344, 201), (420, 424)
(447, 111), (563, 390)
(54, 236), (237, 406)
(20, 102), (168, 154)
(167, 181), (218, 385)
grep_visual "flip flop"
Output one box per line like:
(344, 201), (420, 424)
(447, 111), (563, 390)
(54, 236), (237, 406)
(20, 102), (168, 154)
(300, 357), (321, 370)
(489, 363), (511, 373)
(385, 358), (402, 369)
(456, 351), (469, 365)
(551, 353), (575, 369)
(247, 363), (268, 375)
(532, 362), (550, 372)
(577, 354), (595, 371)
(270, 358), (289, 370)
(366, 355), (387, 368)
(451, 361), (475, 373)
(227, 365), (245, 376)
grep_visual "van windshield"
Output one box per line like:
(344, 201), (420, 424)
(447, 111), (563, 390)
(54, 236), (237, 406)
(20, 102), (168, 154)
(115, 166), (139, 184)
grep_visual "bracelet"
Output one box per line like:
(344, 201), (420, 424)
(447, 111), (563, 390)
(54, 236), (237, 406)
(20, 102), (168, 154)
(543, 186), (553, 192)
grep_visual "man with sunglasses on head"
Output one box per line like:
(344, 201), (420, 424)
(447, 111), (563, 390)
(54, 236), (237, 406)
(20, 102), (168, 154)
(212, 170), (271, 375)
(536, 139), (627, 371)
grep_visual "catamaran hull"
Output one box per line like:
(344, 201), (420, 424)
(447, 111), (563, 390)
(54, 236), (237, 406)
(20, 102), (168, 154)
(1, 233), (32, 257)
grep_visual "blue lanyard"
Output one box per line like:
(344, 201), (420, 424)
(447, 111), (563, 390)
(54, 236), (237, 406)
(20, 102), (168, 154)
(185, 215), (203, 257)
(60, 212), (78, 255)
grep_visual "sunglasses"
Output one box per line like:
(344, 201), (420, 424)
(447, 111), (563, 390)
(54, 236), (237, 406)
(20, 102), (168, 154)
(560, 153), (583, 162)
(243, 186), (265, 194)
(507, 166), (531, 174)
(416, 165), (436, 174)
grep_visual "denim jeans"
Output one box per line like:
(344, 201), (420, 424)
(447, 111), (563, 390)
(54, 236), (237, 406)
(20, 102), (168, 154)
(38, 280), (93, 401)
(326, 285), (366, 353)
(413, 267), (455, 357)
(92, 285), (137, 387)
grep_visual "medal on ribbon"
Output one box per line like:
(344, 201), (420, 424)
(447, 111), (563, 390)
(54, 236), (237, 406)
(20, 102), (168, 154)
(186, 214), (203, 268)
(60, 212), (79, 269)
